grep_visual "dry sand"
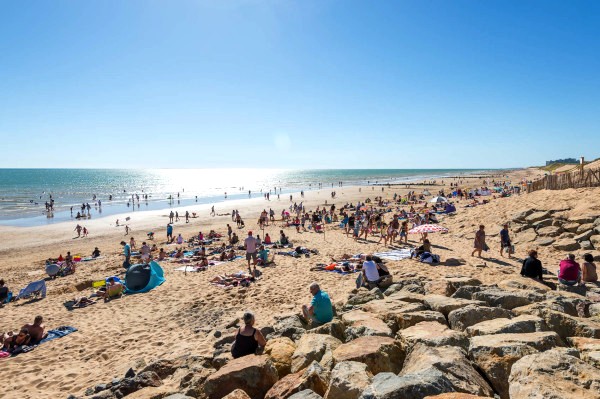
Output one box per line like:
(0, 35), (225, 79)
(1, 167), (581, 399)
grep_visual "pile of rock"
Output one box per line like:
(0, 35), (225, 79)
(72, 277), (600, 399)
(511, 208), (600, 258)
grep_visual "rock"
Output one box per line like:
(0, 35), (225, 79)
(512, 209), (534, 222)
(309, 319), (346, 342)
(358, 372), (454, 399)
(571, 215), (597, 224)
(423, 395), (487, 399)
(396, 311), (447, 330)
(471, 288), (545, 310)
(532, 218), (554, 229)
(398, 322), (468, 351)
(361, 298), (427, 332)
(577, 223), (596, 234)
(341, 310), (393, 341)
(291, 334), (342, 373)
(537, 309), (600, 339)
(383, 279), (424, 296)
(553, 239), (580, 251)
(574, 230), (595, 242)
(536, 226), (562, 237)
(423, 295), (485, 317)
(444, 277), (482, 292)
(265, 337), (297, 377)
(202, 355), (279, 399)
(525, 211), (550, 223)
(557, 283), (587, 296)
(89, 392), (114, 399)
(332, 336), (404, 374)
(399, 344), (494, 397)
(450, 285), (483, 300)
(114, 371), (163, 397)
(515, 229), (537, 243)
(447, 305), (513, 331)
(468, 332), (564, 398)
(514, 296), (586, 317)
(563, 222), (581, 233)
(212, 352), (233, 370)
(267, 315), (307, 341)
(465, 315), (546, 336)
(497, 278), (550, 293)
(508, 349), (600, 398)
(534, 237), (555, 246)
(567, 337), (600, 368)
(288, 390), (323, 399)
(345, 288), (384, 307)
(580, 240), (594, 250)
(124, 368), (136, 379)
(324, 361), (372, 399)
(221, 390), (251, 399)
(400, 284), (426, 295)
(590, 235), (600, 248)
(179, 367), (214, 397)
(265, 361), (330, 399)
(590, 303), (600, 317)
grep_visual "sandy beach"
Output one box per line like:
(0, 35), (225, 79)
(0, 168), (571, 398)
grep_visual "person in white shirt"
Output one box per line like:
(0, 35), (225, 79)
(245, 231), (258, 277)
(362, 255), (381, 288)
(140, 242), (151, 263)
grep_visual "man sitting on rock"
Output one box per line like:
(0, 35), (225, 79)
(558, 254), (581, 286)
(301, 282), (333, 326)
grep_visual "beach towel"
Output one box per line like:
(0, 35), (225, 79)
(17, 280), (47, 299)
(39, 326), (78, 344)
(373, 249), (412, 261)
(82, 256), (103, 262)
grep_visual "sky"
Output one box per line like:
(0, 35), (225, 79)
(0, 0), (599, 169)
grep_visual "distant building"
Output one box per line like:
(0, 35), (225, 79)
(546, 158), (578, 166)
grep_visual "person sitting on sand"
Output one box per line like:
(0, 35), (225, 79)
(158, 248), (166, 261)
(582, 253), (598, 283)
(558, 254), (581, 286)
(0, 279), (9, 306)
(150, 244), (158, 252)
(97, 278), (124, 300)
(226, 249), (236, 261)
(520, 250), (544, 281)
(140, 241), (151, 263)
(279, 230), (289, 245)
(230, 233), (239, 245)
(301, 282), (333, 326)
(174, 247), (184, 258)
(198, 257), (209, 267)
(264, 233), (272, 244)
(176, 234), (184, 245)
(91, 247), (101, 258)
(362, 255), (382, 289)
(62, 252), (76, 275)
(231, 311), (267, 359)
(129, 236), (137, 250)
(411, 239), (432, 258)
(4, 328), (31, 353)
(22, 316), (46, 344)
(257, 245), (272, 265)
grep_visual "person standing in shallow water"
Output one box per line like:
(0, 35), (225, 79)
(471, 225), (486, 258)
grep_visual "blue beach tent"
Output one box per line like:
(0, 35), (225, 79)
(124, 261), (165, 294)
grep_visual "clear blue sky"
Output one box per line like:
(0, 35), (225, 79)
(1, 0), (599, 169)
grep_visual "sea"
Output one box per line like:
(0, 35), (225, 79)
(0, 168), (489, 227)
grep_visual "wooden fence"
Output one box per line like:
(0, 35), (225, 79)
(528, 167), (600, 192)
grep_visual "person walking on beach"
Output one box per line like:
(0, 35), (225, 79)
(124, 225), (130, 236)
(175, 211), (180, 222)
(500, 224), (513, 258)
(74, 224), (82, 237)
(471, 225), (486, 258)
(227, 224), (233, 240)
(169, 211), (174, 223)
(82, 227), (88, 237)
(185, 211), (190, 223)
(244, 231), (258, 278)
(166, 223), (173, 243)
(211, 206), (215, 216)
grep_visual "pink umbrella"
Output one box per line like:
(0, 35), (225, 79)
(408, 224), (449, 234)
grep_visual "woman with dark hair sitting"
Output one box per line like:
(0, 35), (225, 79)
(231, 311), (267, 359)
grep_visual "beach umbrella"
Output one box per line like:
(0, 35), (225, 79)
(429, 196), (448, 203)
(408, 224), (449, 234)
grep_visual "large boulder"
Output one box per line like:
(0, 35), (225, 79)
(450, 285), (484, 300)
(265, 337), (297, 377)
(361, 298), (427, 332)
(398, 322), (468, 351)
(291, 334), (342, 373)
(423, 395), (489, 399)
(345, 288), (384, 307)
(396, 311), (447, 330)
(309, 319), (346, 342)
(508, 349), (600, 398)
(465, 315), (547, 337)
(332, 336), (404, 374)
(512, 209), (534, 222)
(537, 309), (600, 339)
(570, 215), (597, 224)
(400, 344), (494, 397)
(288, 391), (323, 399)
(267, 315), (307, 341)
(358, 372), (454, 399)
(534, 237), (556, 246)
(222, 390), (252, 399)
(324, 361), (372, 399)
(567, 337), (600, 368)
(265, 361), (329, 399)
(468, 332), (564, 399)
(202, 355), (278, 399)
(471, 288), (545, 310)
(447, 305), (513, 331)
(552, 239), (580, 251)
(577, 223), (596, 234)
(574, 229), (595, 242)
(513, 295), (587, 318)
(423, 295), (485, 317)
(525, 211), (550, 223)
(341, 310), (393, 341)
(536, 226), (562, 237)
(497, 278), (550, 293)
(590, 235), (600, 249)
(563, 222), (581, 233)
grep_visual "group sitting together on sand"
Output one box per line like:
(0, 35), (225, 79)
(1, 316), (47, 356)
(521, 251), (598, 286)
